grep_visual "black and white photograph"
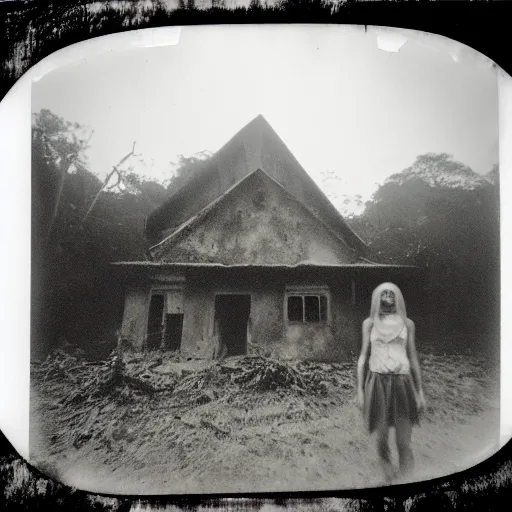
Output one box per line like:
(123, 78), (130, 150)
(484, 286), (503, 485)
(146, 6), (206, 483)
(28, 24), (501, 496)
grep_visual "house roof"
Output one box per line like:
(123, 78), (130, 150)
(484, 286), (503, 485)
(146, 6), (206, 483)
(148, 168), (358, 261)
(145, 114), (367, 253)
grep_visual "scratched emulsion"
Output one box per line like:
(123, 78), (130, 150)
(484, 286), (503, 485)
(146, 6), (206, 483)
(1, 449), (512, 509)
(1, 0), (502, 505)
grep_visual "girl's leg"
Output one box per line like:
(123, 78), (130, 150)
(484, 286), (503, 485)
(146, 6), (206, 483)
(395, 417), (414, 476)
(375, 423), (394, 482)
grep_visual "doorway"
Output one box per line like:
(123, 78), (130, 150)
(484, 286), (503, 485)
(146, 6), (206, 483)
(146, 289), (184, 351)
(214, 294), (251, 356)
(164, 313), (183, 352)
(147, 293), (164, 350)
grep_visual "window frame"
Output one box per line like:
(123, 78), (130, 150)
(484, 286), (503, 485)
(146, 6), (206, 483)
(284, 286), (331, 326)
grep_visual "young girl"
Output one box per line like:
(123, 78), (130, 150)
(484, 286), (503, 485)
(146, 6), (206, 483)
(357, 282), (426, 483)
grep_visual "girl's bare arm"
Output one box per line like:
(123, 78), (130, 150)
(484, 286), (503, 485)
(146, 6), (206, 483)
(357, 318), (372, 397)
(406, 319), (425, 403)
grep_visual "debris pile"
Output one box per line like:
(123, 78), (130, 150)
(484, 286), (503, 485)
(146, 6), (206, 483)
(294, 360), (356, 394)
(33, 351), (359, 415)
(33, 349), (88, 385)
(33, 350), (160, 407)
(32, 350), (356, 458)
(33, 351), (491, 428)
(228, 357), (323, 394)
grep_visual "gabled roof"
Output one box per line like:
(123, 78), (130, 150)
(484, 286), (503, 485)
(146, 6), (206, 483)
(148, 168), (359, 264)
(145, 114), (367, 254)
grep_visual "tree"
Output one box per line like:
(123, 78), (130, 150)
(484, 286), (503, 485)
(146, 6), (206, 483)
(32, 109), (93, 244)
(165, 150), (213, 194)
(31, 109), (170, 360)
(349, 154), (499, 353)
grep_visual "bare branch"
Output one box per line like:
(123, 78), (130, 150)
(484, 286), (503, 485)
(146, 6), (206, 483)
(116, 142), (137, 168)
(79, 142), (138, 229)
(106, 173), (122, 191)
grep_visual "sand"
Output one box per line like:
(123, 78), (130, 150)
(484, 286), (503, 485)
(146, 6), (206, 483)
(29, 351), (500, 496)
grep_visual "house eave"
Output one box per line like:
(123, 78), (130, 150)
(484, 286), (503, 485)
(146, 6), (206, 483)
(111, 261), (418, 270)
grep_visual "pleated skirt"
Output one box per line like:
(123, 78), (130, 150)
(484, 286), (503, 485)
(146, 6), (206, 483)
(364, 371), (420, 434)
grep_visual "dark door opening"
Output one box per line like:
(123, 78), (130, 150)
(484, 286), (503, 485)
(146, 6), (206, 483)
(147, 294), (164, 350)
(164, 314), (183, 352)
(214, 294), (251, 357)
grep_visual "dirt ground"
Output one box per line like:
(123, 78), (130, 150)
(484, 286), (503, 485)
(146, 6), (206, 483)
(29, 350), (500, 496)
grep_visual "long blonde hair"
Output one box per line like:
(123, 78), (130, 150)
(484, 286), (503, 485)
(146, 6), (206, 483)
(369, 282), (408, 342)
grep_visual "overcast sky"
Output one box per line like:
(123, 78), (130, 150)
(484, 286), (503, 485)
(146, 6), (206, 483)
(32, 25), (499, 213)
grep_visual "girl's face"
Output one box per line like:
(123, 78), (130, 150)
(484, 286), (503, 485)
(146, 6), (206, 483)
(380, 290), (396, 309)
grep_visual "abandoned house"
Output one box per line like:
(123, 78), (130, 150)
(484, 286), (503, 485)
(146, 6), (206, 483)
(112, 115), (421, 361)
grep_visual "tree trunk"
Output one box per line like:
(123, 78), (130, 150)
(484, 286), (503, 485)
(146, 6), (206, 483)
(45, 156), (72, 243)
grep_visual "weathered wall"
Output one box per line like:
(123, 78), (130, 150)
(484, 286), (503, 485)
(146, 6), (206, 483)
(117, 268), (422, 360)
(119, 287), (150, 350)
(180, 285), (216, 359)
(276, 277), (359, 361)
(247, 288), (284, 356)
(176, 272), (360, 362)
(152, 170), (356, 265)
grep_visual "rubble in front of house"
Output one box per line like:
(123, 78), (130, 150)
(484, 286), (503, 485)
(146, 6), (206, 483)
(31, 348), (357, 459)
(32, 348), (357, 405)
(30, 347), (495, 492)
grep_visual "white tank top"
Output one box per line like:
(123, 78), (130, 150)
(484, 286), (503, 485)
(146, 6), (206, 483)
(369, 323), (410, 374)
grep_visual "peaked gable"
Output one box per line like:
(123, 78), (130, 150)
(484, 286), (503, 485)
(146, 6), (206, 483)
(149, 169), (359, 266)
(145, 115), (366, 254)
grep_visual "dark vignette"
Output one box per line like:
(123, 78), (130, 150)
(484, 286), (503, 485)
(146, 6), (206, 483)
(1, 0), (511, 510)
(1, 0), (512, 100)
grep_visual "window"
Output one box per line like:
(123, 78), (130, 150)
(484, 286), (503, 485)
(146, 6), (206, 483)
(286, 289), (329, 324)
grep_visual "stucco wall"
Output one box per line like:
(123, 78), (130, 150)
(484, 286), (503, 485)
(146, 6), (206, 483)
(247, 289), (284, 356)
(180, 285), (216, 359)
(119, 287), (150, 350)
(152, 171), (356, 266)
(176, 274), (359, 362)
(117, 267), (422, 360)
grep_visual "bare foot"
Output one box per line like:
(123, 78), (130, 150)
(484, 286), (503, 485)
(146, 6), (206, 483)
(380, 461), (396, 485)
